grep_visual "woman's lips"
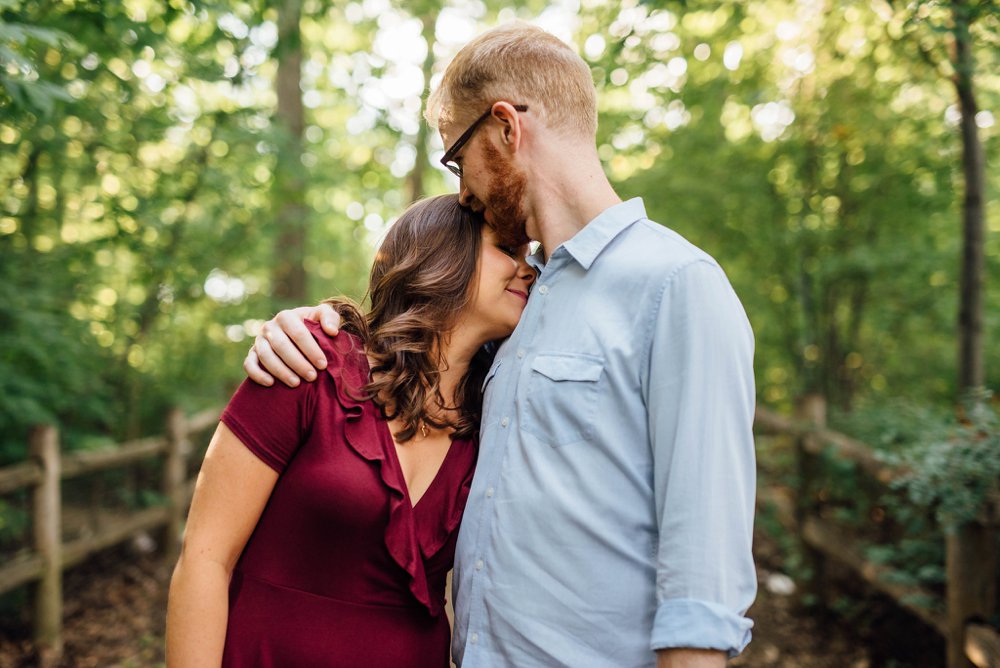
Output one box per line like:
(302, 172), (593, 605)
(505, 288), (529, 302)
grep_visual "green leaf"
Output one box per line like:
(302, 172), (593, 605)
(0, 23), (75, 48)
(0, 43), (32, 68)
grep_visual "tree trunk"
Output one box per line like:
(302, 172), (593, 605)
(952, 0), (985, 397)
(797, 133), (821, 396)
(272, 0), (308, 305)
(405, 13), (437, 205)
(20, 146), (41, 239)
(945, 8), (990, 667)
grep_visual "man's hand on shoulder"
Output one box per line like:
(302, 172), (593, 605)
(243, 303), (342, 387)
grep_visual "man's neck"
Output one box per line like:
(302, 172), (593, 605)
(523, 143), (622, 260)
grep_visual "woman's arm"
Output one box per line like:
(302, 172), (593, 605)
(165, 423), (280, 668)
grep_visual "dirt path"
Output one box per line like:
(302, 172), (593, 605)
(733, 540), (871, 668)
(0, 546), (170, 668)
(0, 538), (879, 668)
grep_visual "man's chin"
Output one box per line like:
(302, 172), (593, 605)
(498, 224), (530, 247)
(483, 210), (527, 246)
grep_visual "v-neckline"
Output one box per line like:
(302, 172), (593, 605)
(363, 352), (459, 509)
(377, 418), (457, 510)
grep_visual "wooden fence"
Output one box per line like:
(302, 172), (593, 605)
(0, 407), (219, 666)
(755, 396), (1000, 668)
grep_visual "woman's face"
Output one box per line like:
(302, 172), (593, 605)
(464, 225), (536, 342)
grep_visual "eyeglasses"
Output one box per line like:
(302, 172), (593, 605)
(440, 104), (529, 178)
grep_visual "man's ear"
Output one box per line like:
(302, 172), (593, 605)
(490, 101), (523, 153)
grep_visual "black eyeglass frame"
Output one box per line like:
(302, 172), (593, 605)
(440, 104), (529, 178)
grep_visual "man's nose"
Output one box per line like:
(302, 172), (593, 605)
(458, 182), (481, 210)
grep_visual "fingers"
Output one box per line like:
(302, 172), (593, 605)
(252, 334), (304, 388)
(243, 346), (275, 387)
(253, 317), (314, 386)
(314, 304), (342, 341)
(273, 309), (327, 374)
(244, 304), (335, 387)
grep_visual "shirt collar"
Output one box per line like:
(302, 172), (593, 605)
(529, 198), (647, 272)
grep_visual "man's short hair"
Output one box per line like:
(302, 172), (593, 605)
(425, 21), (598, 138)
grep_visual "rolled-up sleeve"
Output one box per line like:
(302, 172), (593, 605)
(643, 259), (757, 656)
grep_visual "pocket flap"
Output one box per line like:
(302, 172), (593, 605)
(530, 354), (603, 382)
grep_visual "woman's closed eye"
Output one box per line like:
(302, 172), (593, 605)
(497, 244), (518, 258)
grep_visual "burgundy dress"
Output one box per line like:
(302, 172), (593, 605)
(218, 323), (476, 667)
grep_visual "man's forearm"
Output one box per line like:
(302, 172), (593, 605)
(656, 648), (726, 668)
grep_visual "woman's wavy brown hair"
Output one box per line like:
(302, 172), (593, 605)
(325, 194), (494, 442)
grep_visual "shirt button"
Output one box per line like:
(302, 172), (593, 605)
(470, 633), (479, 644)
(486, 487), (494, 498)
(537, 285), (549, 295)
(475, 559), (484, 570)
(516, 349), (525, 359)
(500, 416), (509, 428)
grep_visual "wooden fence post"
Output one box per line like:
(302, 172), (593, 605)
(947, 520), (999, 668)
(163, 408), (187, 564)
(796, 394), (828, 613)
(30, 425), (62, 667)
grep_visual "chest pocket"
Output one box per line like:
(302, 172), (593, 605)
(521, 353), (604, 447)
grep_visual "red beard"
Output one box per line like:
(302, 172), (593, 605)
(481, 140), (530, 247)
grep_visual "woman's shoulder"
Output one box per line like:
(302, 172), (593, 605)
(304, 321), (368, 380)
(301, 321), (376, 418)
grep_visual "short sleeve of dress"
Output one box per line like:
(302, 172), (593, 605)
(221, 371), (319, 474)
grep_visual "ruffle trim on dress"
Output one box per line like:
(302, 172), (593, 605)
(416, 450), (475, 561)
(310, 324), (442, 617)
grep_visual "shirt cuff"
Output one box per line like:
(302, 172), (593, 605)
(650, 598), (753, 658)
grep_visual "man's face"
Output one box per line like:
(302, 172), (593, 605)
(478, 140), (530, 247)
(440, 111), (531, 247)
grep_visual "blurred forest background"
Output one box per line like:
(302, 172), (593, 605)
(3, 0), (998, 453)
(0, 0), (998, 664)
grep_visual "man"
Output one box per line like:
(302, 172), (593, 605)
(246, 22), (756, 667)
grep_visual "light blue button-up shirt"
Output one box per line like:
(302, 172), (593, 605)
(452, 198), (757, 667)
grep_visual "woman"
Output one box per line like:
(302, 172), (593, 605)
(166, 195), (535, 667)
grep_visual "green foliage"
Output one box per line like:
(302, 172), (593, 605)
(0, 246), (114, 462)
(0, 0), (376, 461)
(0, 6), (79, 117)
(889, 396), (1000, 526)
(0, 0), (993, 445)
(831, 399), (954, 454)
(583, 0), (999, 409)
(828, 396), (998, 594)
(0, 496), (29, 550)
(866, 537), (946, 592)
